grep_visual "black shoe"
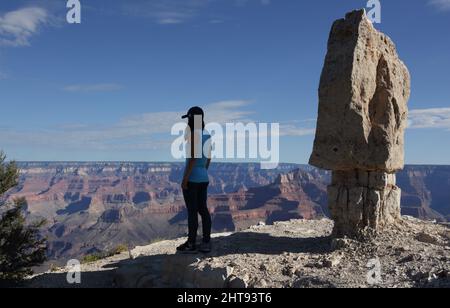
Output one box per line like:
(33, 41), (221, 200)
(176, 242), (197, 254)
(198, 241), (212, 253)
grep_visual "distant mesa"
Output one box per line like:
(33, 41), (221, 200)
(133, 192), (151, 205)
(56, 196), (91, 215)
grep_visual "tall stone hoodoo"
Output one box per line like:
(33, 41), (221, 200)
(309, 10), (411, 237)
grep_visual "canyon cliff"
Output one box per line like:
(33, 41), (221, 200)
(3, 162), (449, 266)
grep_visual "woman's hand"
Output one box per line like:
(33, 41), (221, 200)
(182, 177), (189, 190)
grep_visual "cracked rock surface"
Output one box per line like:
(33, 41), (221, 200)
(310, 9), (410, 171)
(28, 217), (449, 288)
(309, 9), (411, 236)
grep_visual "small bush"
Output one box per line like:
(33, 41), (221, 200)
(111, 244), (128, 255)
(81, 244), (129, 264)
(81, 254), (104, 264)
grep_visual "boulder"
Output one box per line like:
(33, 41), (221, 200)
(309, 9), (410, 237)
(310, 9), (410, 172)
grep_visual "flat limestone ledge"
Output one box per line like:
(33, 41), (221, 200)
(114, 217), (449, 288)
(27, 218), (450, 288)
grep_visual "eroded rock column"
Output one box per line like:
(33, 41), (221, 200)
(328, 170), (401, 237)
(309, 9), (411, 237)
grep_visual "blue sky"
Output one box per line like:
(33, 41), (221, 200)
(0, 0), (449, 164)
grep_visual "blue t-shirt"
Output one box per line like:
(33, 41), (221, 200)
(185, 130), (211, 183)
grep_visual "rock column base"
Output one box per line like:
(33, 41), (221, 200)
(328, 170), (401, 237)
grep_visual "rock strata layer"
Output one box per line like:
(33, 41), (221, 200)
(328, 170), (401, 237)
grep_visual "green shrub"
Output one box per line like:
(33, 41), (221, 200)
(111, 244), (128, 255)
(81, 244), (129, 264)
(0, 151), (47, 283)
(81, 254), (104, 264)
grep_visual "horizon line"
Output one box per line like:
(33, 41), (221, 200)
(12, 161), (450, 167)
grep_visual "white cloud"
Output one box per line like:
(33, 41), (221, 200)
(63, 83), (124, 92)
(122, 0), (207, 24)
(0, 7), (49, 47)
(155, 11), (195, 25)
(204, 100), (255, 123)
(429, 0), (450, 11)
(408, 107), (450, 129)
(122, 0), (271, 24)
(0, 100), (249, 151)
(279, 125), (315, 137)
(236, 0), (271, 7)
(0, 100), (312, 152)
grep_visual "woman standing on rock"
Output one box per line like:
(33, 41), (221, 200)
(177, 107), (212, 254)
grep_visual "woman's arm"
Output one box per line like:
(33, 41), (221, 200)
(182, 158), (196, 190)
(206, 135), (212, 170)
(182, 130), (197, 190)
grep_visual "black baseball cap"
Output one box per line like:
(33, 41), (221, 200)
(181, 106), (204, 119)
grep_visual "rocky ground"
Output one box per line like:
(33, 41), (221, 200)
(27, 216), (449, 288)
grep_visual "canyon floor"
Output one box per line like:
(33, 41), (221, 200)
(27, 216), (450, 288)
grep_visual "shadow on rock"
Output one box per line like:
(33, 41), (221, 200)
(27, 232), (332, 288)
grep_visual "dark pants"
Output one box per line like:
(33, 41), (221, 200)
(183, 182), (211, 244)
